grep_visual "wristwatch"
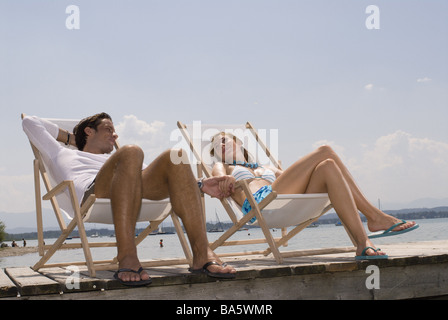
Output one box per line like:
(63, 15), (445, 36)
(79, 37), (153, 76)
(197, 178), (204, 193)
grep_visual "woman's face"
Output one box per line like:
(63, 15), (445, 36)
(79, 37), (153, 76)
(212, 133), (243, 162)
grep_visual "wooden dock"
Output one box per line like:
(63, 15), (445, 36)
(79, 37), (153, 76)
(1, 240), (448, 300)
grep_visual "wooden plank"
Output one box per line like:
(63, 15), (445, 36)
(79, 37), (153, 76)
(0, 269), (18, 298)
(40, 267), (108, 293)
(14, 258), (448, 300)
(1, 241), (448, 300)
(372, 263), (448, 299)
(5, 267), (60, 296)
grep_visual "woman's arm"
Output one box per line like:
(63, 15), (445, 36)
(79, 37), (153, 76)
(212, 162), (227, 177)
(202, 176), (235, 199)
(211, 163), (236, 198)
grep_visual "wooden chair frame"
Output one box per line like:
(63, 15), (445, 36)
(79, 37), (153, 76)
(177, 121), (356, 264)
(23, 115), (193, 277)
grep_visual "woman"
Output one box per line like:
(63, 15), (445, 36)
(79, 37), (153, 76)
(211, 132), (418, 260)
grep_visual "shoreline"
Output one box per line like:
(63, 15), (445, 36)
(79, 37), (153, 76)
(0, 247), (38, 258)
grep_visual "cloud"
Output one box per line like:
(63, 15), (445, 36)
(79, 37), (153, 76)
(114, 114), (169, 162)
(417, 77), (432, 83)
(364, 83), (374, 90)
(348, 131), (448, 204)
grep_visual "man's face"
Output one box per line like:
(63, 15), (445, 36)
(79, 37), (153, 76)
(84, 119), (118, 154)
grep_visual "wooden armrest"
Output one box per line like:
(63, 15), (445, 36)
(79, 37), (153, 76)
(258, 190), (277, 210)
(43, 180), (73, 200)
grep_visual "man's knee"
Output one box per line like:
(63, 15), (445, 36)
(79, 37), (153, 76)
(117, 145), (144, 163)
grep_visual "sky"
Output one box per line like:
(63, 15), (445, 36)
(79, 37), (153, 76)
(0, 1), (447, 229)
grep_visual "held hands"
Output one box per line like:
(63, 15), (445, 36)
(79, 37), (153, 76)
(201, 176), (236, 199)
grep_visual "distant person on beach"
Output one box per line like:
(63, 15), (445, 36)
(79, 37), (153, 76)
(11, 240), (18, 247)
(159, 239), (164, 248)
(22, 238), (27, 247)
(211, 132), (419, 260)
(23, 113), (237, 286)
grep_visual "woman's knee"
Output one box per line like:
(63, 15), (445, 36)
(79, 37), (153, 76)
(316, 158), (339, 174)
(316, 145), (335, 157)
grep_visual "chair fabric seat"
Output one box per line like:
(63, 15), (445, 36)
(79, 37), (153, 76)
(83, 198), (172, 224)
(227, 193), (331, 229)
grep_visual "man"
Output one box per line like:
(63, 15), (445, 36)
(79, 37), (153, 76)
(22, 113), (236, 286)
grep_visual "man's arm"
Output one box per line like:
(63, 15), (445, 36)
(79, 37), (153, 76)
(22, 115), (63, 156)
(56, 128), (76, 147)
(23, 115), (77, 150)
(200, 176), (235, 199)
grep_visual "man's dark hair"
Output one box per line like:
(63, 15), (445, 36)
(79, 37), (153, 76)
(73, 112), (112, 151)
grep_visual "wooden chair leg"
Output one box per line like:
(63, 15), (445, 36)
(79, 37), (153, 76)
(171, 212), (193, 267)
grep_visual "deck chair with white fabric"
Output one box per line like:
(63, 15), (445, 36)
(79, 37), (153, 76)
(177, 121), (356, 264)
(22, 114), (192, 277)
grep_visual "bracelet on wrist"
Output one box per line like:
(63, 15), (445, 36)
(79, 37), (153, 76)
(65, 132), (71, 145)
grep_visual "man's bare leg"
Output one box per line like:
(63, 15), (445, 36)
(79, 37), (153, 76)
(93, 145), (150, 282)
(141, 149), (235, 275)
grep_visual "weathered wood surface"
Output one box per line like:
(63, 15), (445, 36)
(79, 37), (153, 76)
(0, 268), (17, 297)
(1, 240), (448, 300)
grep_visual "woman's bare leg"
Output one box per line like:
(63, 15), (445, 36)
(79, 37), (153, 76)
(277, 158), (384, 256)
(273, 145), (415, 233)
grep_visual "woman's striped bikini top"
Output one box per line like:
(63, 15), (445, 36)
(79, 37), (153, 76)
(231, 165), (276, 183)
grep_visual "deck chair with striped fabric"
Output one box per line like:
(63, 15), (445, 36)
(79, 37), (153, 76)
(177, 121), (356, 264)
(22, 114), (192, 277)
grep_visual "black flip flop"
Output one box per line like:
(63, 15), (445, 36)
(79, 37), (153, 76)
(113, 267), (152, 287)
(189, 261), (236, 279)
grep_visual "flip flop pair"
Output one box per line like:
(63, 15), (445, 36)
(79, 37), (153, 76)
(189, 261), (236, 279)
(368, 220), (419, 239)
(113, 267), (152, 287)
(355, 247), (388, 260)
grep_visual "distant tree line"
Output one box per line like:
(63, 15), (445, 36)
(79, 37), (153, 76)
(0, 221), (6, 243)
(2, 222), (259, 241)
(2, 209), (448, 241)
(318, 209), (448, 225)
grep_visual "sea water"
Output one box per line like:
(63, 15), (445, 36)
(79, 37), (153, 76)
(1, 218), (447, 268)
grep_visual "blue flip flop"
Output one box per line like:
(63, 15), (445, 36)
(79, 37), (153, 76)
(355, 247), (388, 260)
(368, 220), (419, 239)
